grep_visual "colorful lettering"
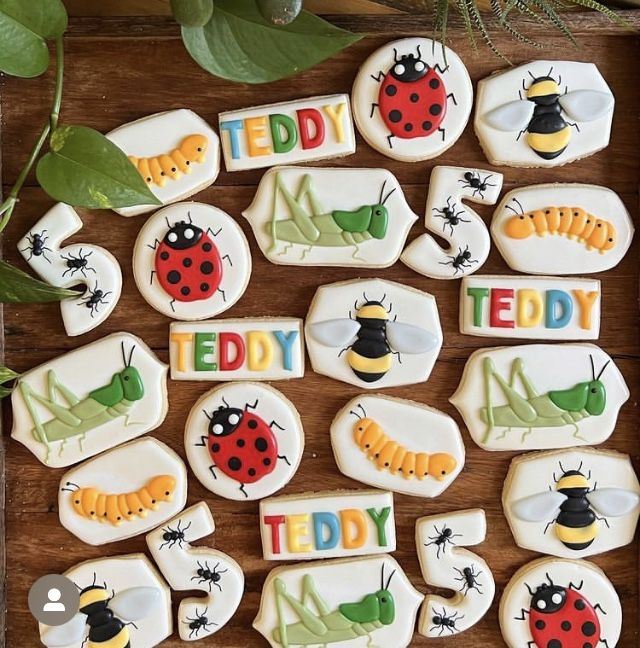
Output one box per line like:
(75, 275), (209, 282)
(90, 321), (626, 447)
(218, 332), (245, 371)
(366, 507), (391, 546)
(245, 116), (272, 157)
(264, 515), (285, 555)
(490, 288), (515, 328)
(194, 332), (216, 371)
(312, 512), (340, 551)
(269, 114), (298, 154)
(467, 287), (489, 327)
(545, 290), (573, 329)
(573, 289), (599, 329)
(220, 120), (243, 160)
(340, 509), (367, 550)
(297, 108), (325, 149)
(286, 513), (312, 553)
(516, 289), (543, 328)
(323, 102), (347, 143)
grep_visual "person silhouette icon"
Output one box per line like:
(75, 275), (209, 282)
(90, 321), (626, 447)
(43, 588), (66, 613)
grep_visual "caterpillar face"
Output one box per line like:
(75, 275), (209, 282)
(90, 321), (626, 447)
(428, 453), (458, 481)
(180, 134), (208, 163)
(146, 475), (176, 502)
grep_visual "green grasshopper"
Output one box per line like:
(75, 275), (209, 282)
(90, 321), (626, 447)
(481, 355), (608, 444)
(268, 171), (395, 260)
(272, 566), (395, 647)
(18, 343), (145, 462)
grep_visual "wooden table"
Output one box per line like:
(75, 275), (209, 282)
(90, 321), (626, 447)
(1, 5), (639, 647)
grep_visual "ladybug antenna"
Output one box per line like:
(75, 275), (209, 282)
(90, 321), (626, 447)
(393, 47), (399, 63)
(187, 211), (193, 224)
(165, 216), (171, 229)
(415, 44), (422, 60)
(545, 572), (554, 586)
(596, 360), (610, 381)
(203, 409), (213, 420)
(524, 582), (534, 596)
(221, 396), (230, 408)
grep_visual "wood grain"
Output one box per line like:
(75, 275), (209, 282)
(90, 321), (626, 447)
(1, 12), (639, 648)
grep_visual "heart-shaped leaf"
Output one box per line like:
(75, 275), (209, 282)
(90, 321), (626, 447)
(0, 260), (78, 303)
(36, 125), (161, 209)
(181, 0), (361, 84)
(0, 0), (67, 77)
(171, 0), (214, 27)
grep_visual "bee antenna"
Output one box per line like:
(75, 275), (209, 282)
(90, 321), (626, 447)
(596, 360), (610, 381)
(379, 293), (387, 305)
(528, 71), (536, 80)
(385, 569), (396, 590)
(382, 187), (397, 204)
(559, 461), (566, 474)
(577, 461), (583, 473)
(547, 66), (554, 78)
(378, 180), (387, 204)
(92, 572), (97, 586)
(589, 354), (596, 381)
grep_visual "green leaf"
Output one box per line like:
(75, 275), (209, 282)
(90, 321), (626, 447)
(0, 367), (19, 386)
(0, 0), (67, 77)
(171, 0), (214, 27)
(181, 0), (362, 84)
(0, 386), (13, 400)
(0, 260), (78, 303)
(36, 125), (161, 209)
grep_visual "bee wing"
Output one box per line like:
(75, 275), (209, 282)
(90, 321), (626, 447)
(385, 321), (440, 354)
(484, 100), (535, 132)
(587, 488), (640, 517)
(108, 586), (161, 622)
(559, 90), (613, 122)
(511, 491), (567, 522)
(41, 613), (87, 647)
(308, 319), (360, 348)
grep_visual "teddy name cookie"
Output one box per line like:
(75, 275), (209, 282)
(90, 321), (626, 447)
(305, 278), (443, 389)
(503, 448), (640, 559)
(107, 109), (220, 216)
(11, 332), (168, 468)
(499, 557), (622, 648)
(475, 60), (614, 168)
(259, 489), (395, 561)
(352, 37), (473, 162)
(253, 554), (422, 648)
(330, 394), (465, 498)
(491, 184), (634, 275)
(450, 343), (629, 451)
(243, 166), (417, 267)
(169, 318), (304, 381)
(460, 275), (601, 340)
(219, 94), (355, 172)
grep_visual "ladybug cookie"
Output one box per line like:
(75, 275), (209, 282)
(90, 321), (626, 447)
(185, 382), (304, 501)
(133, 202), (251, 320)
(352, 38), (473, 162)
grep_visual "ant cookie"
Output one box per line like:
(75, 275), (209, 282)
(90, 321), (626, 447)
(460, 275), (601, 340)
(416, 509), (495, 637)
(38, 554), (172, 648)
(243, 166), (417, 267)
(58, 437), (188, 546)
(499, 557), (622, 648)
(169, 318), (304, 381)
(133, 202), (251, 320)
(253, 554), (422, 648)
(106, 109), (220, 216)
(450, 344), (629, 451)
(352, 38), (473, 162)
(10, 332), (168, 468)
(17, 203), (122, 336)
(330, 394), (464, 498)
(259, 489), (396, 560)
(219, 94), (355, 172)
(475, 60), (614, 168)
(503, 448), (640, 559)
(401, 166), (503, 279)
(305, 278), (443, 389)
(184, 382), (304, 501)
(491, 184), (634, 275)
(146, 502), (244, 641)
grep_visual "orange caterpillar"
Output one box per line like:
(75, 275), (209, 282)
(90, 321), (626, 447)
(350, 405), (457, 481)
(129, 134), (208, 187)
(504, 198), (616, 254)
(63, 475), (176, 527)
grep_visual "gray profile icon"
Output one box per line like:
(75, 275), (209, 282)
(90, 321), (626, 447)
(28, 574), (80, 627)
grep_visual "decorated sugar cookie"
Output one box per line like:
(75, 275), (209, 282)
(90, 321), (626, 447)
(11, 332), (168, 467)
(219, 94), (355, 172)
(253, 554), (422, 648)
(146, 502), (244, 641)
(475, 61), (614, 168)
(169, 318), (305, 381)
(460, 275), (601, 340)
(106, 109), (220, 216)
(18, 203), (122, 336)
(39, 554), (172, 648)
(132, 202), (251, 320)
(330, 394), (465, 497)
(352, 38), (473, 162)
(58, 437), (188, 545)
(401, 166), (503, 279)
(305, 278), (442, 389)
(450, 344), (629, 451)
(491, 184), (634, 275)
(185, 382), (304, 500)
(499, 557), (622, 648)
(259, 489), (395, 560)
(416, 509), (495, 637)
(503, 448), (640, 559)
(243, 166), (417, 267)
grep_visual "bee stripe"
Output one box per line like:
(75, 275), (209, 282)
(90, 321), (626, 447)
(526, 127), (571, 154)
(356, 305), (388, 320)
(80, 587), (109, 608)
(556, 521), (598, 544)
(347, 350), (392, 373)
(557, 474), (590, 490)
(88, 626), (130, 648)
(527, 80), (560, 98)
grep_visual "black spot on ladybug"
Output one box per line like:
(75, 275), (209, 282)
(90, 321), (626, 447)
(211, 443), (220, 453)
(422, 120), (432, 131)
(575, 600), (586, 611)
(167, 270), (181, 284)
(183, 257), (193, 268)
(200, 261), (214, 275)
(535, 620), (546, 630)
(248, 420), (258, 429)
(583, 644), (593, 648)
(236, 439), (245, 447)
(248, 468), (256, 477)
(180, 286), (190, 296)
(581, 622), (596, 637)
(561, 621), (571, 631)
(430, 103), (442, 116)
(385, 85), (397, 96)
(404, 124), (413, 132)
(429, 78), (440, 89)
(200, 282), (209, 292)
(227, 457), (242, 471)
(548, 641), (562, 648)
(388, 109), (402, 123)
(263, 458), (271, 466)
(160, 251), (169, 260)
(202, 242), (212, 252)
(410, 93), (419, 102)
(255, 437), (268, 452)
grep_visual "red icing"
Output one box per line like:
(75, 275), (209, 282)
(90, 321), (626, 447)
(263, 515), (285, 554)
(219, 332), (245, 371)
(490, 288), (515, 328)
(296, 108), (325, 149)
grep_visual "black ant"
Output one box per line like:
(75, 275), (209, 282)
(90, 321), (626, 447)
(425, 523), (462, 559)
(432, 196), (470, 236)
(20, 230), (52, 263)
(159, 518), (192, 550)
(430, 607), (464, 636)
(459, 171), (496, 199)
(183, 607), (217, 639)
(439, 244), (477, 275)
(191, 560), (228, 592)
(454, 564), (484, 595)
(77, 282), (112, 317)
(61, 248), (96, 278)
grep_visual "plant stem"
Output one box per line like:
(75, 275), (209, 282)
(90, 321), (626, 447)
(0, 36), (65, 235)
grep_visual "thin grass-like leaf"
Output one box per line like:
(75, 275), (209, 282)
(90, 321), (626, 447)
(533, 0), (577, 44)
(569, 0), (632, 28)
(491, 0), (542, 46)
(455, 0), (477, 49)
(466, 0), (508, 60)
(513, 0), (548, 24)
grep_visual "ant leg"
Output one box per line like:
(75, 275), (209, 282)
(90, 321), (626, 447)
(438, 127), (446, 141)
(369, 103), (379, 118)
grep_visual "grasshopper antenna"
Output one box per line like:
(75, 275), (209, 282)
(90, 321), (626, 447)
(596, 360), (610, 381)
(378, 180), (387, 205)
(382, 186), (397, 205)
(127, 345), (135, 368)
(589, 354), (596, 381)
(121, 341), (127, 367)
(385, 568), (396, 590)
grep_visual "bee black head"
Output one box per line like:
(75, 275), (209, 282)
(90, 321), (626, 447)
(391, 46), (428, 82)
(163, 219), (203, 250)
(207, 406), (243, 437)
(531, 582), (567, 615)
